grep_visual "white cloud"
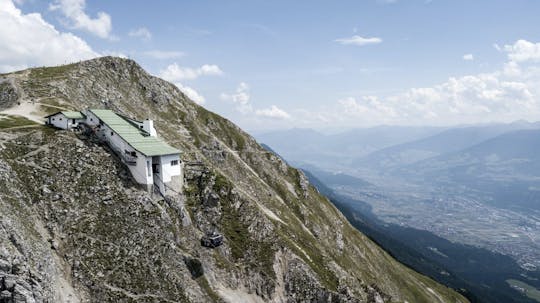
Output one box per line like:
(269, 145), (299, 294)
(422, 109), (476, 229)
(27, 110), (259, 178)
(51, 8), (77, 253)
(143, 50), (184, 60)
(158, 63), (223, 106)
(221, 82), (290, 119)
(159, 63), (223, 81)
(128, 27), (151, 41)
(295, 40), (540, 127)
(173, 82), (205, 105)
(503, 39), (540, 63)
(220, 82), (252, 113)
(255, 105), (291, 120)
(49, 0), (112, 39)
(335, 35), (382, 46)
(463, 53), (474, 61)
(0, 0), (99, 72)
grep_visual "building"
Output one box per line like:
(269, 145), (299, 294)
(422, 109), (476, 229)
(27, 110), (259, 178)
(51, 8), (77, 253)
(84, 109), (183, 196)
(45, 111), (86, 130)
(46, 108), (183, 195)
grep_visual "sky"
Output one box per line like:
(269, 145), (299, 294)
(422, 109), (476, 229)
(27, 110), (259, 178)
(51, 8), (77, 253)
(1, 0), (540, 131)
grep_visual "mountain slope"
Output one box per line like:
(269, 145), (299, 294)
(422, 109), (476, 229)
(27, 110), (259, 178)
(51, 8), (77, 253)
(352, 123), (540, 171)
(0, 57), (467, 302)
(255, 126), (444, 169)
(401, 128), (540, 211)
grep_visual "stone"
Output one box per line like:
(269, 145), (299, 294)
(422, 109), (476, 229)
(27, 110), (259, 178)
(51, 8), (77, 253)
(13, 284), (36, 303)
(4, 277), (16, 290)
(41, 186), (51, 195)
(0, 259), (11, 272)
(0, 290), (11, 299)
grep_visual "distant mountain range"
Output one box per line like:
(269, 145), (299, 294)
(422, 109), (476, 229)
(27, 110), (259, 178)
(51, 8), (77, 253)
(352, 122), (540, 172)
(399, 128), (540, 211)
(255, 126), (445, 168)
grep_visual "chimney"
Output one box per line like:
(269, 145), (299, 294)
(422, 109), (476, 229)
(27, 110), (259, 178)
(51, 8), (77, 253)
(142, 119), (157, 137)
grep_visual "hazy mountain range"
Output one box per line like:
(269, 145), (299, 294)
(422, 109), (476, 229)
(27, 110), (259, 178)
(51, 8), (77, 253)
(256, 121), (540, 303)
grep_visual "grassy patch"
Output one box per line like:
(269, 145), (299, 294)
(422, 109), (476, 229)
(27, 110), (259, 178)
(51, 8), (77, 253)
(0, 114), (39, 129)
(278, 228), (339, 292)
(196, 107), (246, 150)
(196, 276), (221, 302)
(507, 279), (540, 302)
(29, 63), (76, 80)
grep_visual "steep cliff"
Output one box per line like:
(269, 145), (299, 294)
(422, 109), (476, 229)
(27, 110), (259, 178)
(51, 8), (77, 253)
(0, 57), (468, 303)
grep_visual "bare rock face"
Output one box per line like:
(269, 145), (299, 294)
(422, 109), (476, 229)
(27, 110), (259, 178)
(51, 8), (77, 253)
(0, 57), (469, 303)
(0, 80), (19, 110)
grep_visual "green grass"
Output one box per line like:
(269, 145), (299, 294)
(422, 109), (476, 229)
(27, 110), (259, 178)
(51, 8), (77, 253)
(507, 279), (540, 302)
(196, 107), (246, 150)
(0, 114), (39, 129)
(29, 63), (76, 79)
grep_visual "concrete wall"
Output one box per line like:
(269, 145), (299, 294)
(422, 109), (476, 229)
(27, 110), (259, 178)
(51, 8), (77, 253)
(47, 113), (68, 129)
(86, 111), (153, 185)
(85, 111), (99, 127)
(85, 111), (184, 192)
(142, 120), (157, 137)
(155, 154), (183, 195)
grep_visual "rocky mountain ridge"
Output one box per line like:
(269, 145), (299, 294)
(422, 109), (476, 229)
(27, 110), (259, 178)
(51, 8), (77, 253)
(0, 57), (468, 302)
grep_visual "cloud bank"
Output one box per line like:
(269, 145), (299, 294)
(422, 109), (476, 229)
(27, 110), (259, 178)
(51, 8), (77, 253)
(0, 0), (99, 72)
(335, 35), (382, 46)
(50, 0), (112, 39)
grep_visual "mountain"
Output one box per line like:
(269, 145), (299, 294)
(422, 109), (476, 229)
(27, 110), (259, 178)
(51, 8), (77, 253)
(0, 57), (467, 302)
(298, 164), (373, 189)
(255, 126), (444, 170)
(353, 123), (540, 172)
(402, 128), (540, 211)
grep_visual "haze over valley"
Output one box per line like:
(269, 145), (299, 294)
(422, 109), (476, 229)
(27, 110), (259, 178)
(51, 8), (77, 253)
(257, 122), (540, 302)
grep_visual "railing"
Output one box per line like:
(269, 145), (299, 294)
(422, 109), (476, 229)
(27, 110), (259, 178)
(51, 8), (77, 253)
(123, 155), (137, 165)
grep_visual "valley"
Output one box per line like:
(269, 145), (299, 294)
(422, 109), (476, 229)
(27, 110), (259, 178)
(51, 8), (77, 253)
(258, 124), (540, 303)
(334, 181), (540, 271)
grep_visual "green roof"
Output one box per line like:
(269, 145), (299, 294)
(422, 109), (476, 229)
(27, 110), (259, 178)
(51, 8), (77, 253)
(62, 111), (85, 119)
(89, 109), (180, 157)
(47, 111), (85, 119)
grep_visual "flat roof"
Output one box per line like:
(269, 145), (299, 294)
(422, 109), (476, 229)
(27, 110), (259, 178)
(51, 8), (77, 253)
(62, 111), (85, 119)
(89, 109), (180, 157)
(45, 111), (85, 119)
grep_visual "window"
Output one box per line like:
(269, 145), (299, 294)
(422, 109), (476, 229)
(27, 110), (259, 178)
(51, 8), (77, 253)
(52, 118), (55, 121)
(130, 151), (137, 157)
(110, 132), (114, 136)
(59, 118), (62, 121)
(72, 119), (75, 124)
(171, 160), (179, 166)
(90, 118), (93, 122)
(147, 161), (151, 177)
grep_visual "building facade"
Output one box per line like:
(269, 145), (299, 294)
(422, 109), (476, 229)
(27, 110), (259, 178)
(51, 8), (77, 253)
(47, 108), (183, 196)
(84, 109), (183, 196)
(45, 111), (86, 130)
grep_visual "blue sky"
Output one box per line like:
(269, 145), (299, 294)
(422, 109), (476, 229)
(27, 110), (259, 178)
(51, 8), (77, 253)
(1, 0), (540, 131)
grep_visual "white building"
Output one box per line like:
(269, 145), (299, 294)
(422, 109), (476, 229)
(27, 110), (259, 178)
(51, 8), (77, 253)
(81, 109), (183, 196)
(45, 111), (86, 130)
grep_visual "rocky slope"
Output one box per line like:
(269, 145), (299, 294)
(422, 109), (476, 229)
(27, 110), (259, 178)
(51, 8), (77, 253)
(0, 57), (468, 303)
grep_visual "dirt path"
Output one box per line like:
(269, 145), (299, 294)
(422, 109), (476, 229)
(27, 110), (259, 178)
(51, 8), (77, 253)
(0, 124), (41, 131)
